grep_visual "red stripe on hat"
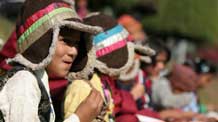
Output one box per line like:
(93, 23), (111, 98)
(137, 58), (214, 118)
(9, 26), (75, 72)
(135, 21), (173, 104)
(17, 3), (70, 37)
(96, 40), (127, 57)
(126, 35), (134, 42)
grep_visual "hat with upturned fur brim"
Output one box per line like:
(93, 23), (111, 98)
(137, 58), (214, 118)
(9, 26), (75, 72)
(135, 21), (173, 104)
(7, 0), (103, 79)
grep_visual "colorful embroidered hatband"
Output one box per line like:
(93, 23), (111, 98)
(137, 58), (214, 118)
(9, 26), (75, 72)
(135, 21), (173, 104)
(17, 2), (77, 53)
(94, 25), (131, 57)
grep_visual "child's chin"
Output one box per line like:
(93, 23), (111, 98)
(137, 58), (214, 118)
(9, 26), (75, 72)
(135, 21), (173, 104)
(56, 71), (68, 78)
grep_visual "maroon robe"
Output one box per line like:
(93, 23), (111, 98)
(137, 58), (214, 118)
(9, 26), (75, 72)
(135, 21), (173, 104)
(100, 75), (160, 122)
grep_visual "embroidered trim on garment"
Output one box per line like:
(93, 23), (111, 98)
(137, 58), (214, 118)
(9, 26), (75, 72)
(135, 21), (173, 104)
(17, 3), (77, 53)
(95, 29), (128, 49)
(93, 25), (131, 57)
(93, 25), (125, 44)
(17, 3), (72, 36)
(18, 11), (75, 53)
(18, 8), (74, 45)
(96, 40), (127, 58)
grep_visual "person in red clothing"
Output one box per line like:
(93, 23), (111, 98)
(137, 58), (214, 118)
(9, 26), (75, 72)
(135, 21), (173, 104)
(0, 30), (17, 71)
(83, 13), (159, 122)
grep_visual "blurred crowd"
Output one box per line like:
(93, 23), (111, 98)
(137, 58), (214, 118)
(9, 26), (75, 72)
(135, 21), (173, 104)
(0, 0), (218, 122)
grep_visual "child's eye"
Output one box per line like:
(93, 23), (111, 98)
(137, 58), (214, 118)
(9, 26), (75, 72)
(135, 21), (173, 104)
(63, 39), (79, 48)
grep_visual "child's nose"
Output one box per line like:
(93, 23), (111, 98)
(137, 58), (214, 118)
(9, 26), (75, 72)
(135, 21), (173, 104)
(157, 62), (165, 70)
(68, 46), (78, 57)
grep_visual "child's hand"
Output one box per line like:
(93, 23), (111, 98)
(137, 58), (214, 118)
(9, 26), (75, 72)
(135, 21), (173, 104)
(130, 83), (145, 100)
(75, 89), (103, 122)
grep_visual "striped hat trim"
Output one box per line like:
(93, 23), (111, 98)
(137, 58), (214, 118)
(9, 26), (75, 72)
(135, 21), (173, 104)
(18, 7), (75, 45)
(94, 24), (132, 57)
(96, 40), (127, 57)
(18, 3), (71, 36)
(18, 11), (75, 53)
(95, 28), (128, 50)
(93, 24), (124, 44)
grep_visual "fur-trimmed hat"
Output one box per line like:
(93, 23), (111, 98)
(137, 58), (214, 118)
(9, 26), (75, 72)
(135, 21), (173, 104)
(7, 0), (103, 77)
(83, 13), (155, 77)
(119, 44), (155, 81)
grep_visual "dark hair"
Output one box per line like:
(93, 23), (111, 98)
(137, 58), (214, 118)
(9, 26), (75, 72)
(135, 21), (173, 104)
(194, 58), (216, 74)
(184, 58), (217, 74)
(140, 40), (171, 70)
(149, 40), (171, 66)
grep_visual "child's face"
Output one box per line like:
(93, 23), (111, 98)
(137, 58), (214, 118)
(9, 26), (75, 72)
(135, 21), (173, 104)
(151, 51), (167, 77)
(47, 31), (80, 78)
(197, 73), (213, 88)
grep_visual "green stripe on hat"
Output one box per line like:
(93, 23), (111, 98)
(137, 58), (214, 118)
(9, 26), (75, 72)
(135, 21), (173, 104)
(17, 11), (75, 53)
(18, 7), (75, 45)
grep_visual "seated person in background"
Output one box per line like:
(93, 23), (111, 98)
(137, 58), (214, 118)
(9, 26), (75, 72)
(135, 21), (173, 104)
(185, 58), (218, 121)
(116, 43), (161, 119)
(141, 40), (201, 121)
(169, 64), (199, 113)
(141, 40), (193, 110)
(195, 58), (217, 114)
(117, 51), (152, 109)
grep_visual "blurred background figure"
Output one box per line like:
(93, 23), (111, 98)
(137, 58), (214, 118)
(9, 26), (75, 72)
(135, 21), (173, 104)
(0, 0), (24, 49)
(194, 58), (217, 89)
(185, 58), (218, 117)
(75, 0), (89, 18)
(185, 58), (217, 89)
(0, 0), (24, 18)
(0, 38), (3, 49)
(118, 14), (147, 44)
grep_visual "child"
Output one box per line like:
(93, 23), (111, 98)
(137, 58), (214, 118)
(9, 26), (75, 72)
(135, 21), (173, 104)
(0, 0), (103, 122)
(141, 41), (193, 110)
(64, 13), (156, 122)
